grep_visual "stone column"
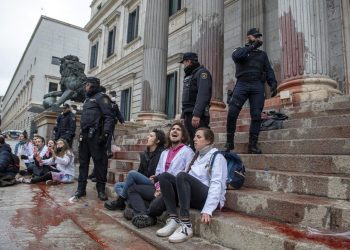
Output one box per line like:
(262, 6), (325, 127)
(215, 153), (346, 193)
(191, 0), (226, 111)
(278, 0), (340, 103)
(241, 0), (264, 44)
(137, 0), (169, 121)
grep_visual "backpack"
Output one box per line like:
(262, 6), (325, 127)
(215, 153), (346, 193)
(208, 151), (246, 190)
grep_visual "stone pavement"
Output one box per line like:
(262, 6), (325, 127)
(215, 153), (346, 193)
(0, 182), (156, 250)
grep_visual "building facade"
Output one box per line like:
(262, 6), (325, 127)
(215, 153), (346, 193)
(1, 16), (89, 134)
(84, 0), (350, 122)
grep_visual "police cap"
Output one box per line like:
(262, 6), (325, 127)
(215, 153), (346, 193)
(247, 28), (262, 37)
(179, 52), (198, 63)
(83, 77), (100, 86)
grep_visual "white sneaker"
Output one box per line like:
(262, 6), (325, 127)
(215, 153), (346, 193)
(168, 223), (193, 243)
(156, 218), (180, 237)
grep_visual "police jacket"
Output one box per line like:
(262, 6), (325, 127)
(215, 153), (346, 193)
(232, 44), (277, 88)
(0, 144), (17, 174)
(54, 111), (76, 141)
(181, 64), (212, 118)
(80, 91), (115, 134)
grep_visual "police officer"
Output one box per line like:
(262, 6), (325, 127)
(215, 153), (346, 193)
(53, 103), (76, 147)
(225, 28), (277, 154)
(73, 77), (115, 201)
(180, 52), (212, 148)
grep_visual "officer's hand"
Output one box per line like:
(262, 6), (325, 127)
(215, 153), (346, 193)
(252, 40), (263, 49)
(98, 132), (109, 146)
(270, 86), (277, 97)
(192, 116), (200, 128)
(180, 119), (184, 125)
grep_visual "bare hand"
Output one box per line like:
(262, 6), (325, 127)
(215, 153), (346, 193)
(180, 119), (184, 125)
(149, 175), (155, 183)
(192, 116), (200, 128)
(154, 189), (161, 197)
(201, 213), (211, 224)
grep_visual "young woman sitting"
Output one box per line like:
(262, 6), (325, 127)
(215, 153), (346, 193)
(104, 128), (166, 210)
(30, 139), (75, 185)
(156, 127), (227, 243)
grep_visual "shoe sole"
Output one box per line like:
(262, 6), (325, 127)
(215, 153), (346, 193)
(132, 216), (156, 229)
(168, 234), (193, 243)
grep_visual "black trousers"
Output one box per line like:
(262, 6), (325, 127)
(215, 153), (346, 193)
(127, 184), (166, 217)
(159, 172), (208, 218)
(227, 80), (265, 136)
(184, 112), (210, 149)
(78, 132), (108, 192)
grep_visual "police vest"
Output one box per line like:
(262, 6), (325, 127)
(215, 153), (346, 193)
(235, 49), (266, 79)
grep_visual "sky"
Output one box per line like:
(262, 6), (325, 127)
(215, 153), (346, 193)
(0, 0), (91, 96)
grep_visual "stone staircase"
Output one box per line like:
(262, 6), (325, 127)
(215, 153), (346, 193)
(105, 96), (350, 249)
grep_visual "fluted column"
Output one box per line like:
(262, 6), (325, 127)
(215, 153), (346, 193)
(241, 0), (264, 44)
(192, 0), (226, 111)
(278, 0), (340, 103)
(138, 0), (169, 121)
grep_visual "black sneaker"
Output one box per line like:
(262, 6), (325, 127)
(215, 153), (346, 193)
(132, 215), (157, 228)
(98, 192), (108, 201)
(123, 207), (134, 220)
(71, 190), (86, 200)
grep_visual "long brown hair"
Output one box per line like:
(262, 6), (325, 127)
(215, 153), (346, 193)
(165, 122), (190, 148)
(54, 139), (70, 157)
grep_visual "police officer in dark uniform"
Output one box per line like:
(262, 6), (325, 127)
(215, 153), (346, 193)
(73, 77), (115, 201)
(225, 28), (277, 154)
(53, 103), (76, 147)
(180, 52), (212, 148)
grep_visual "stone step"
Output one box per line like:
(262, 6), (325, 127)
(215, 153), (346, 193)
(108, 158), (139, 170)
(101, 208), (346, 250)
(244, 169), (350, 200)
(216, 138), (350, 155)
(240, 154), (350, 175)
(211, 113), (350, 132)
(112, 151), (141, 161)
(225, 188), (350, 231)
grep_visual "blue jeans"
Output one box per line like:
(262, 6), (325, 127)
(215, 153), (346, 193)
(114, 170), (153, 198)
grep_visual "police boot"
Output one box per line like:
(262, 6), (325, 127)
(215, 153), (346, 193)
(74, 182), (87, 199)
(224, 133), (235, 152)
(248, 134), (262, 154)
(96, 183), (108, 201)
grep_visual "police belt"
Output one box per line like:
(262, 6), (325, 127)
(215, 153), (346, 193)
(237, 75), (262, 82)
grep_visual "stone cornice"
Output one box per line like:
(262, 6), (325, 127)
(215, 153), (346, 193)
(167, 53), (183, 65)
(88, 27), (102, 40)
(103, 9), (121, 26)
(117, 72), (136, 83)
(122, 0), (138, 8)
(44, 75), (60, 80)
(85, 0), (119, 31)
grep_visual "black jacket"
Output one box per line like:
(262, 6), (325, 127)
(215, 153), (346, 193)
(181, 65), (212, 118)
(80, 92), (115, 134)
(54, 111), (76, 141)
(232, 44), (277, 88)
(137, 146), (164, 178)
(0, 144), (18, 174)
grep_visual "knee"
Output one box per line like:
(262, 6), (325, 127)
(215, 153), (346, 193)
(251, 109), (262, 121)
(127, 184), (137, 194)
(176, 172), (187, 181)
(158, 172), (172, 182)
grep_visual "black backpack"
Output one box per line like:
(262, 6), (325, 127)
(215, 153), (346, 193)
(209, 151), (245, 190)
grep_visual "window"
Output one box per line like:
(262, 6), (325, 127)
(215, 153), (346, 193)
(48, 82), (58, 92)
(127, 6), (139, 43)
(165, 72), (177, 119)
(120, 88), (131, 121)
(97, 4), (102, 11)
(51, 56), (61, 65)
(107, 27), (116, 57)
(169, 0), (181, 16)
(90, 42), (99, 69)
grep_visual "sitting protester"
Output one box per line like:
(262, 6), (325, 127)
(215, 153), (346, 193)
(0, 136), (19, 178)
(130, 122), (194, 228)
(15, 131), (35, 169)
(29, 139), (75, 184)
(22, 135), (49, 175)
(156, 127), (227, 243)
(104, 128), (166, 210)
(31, 136), (54, 177)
